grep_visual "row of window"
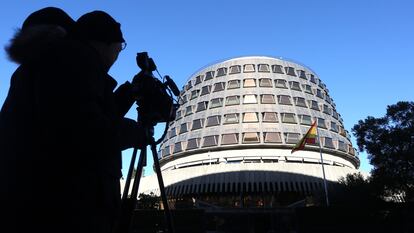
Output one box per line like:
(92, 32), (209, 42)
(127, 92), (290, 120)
(185, 63), (326, 90)
(181, 79), (333, 105)
(161, 133), (352, 157)
(169, 113), (346, 138)
(178, 95), (340, 120)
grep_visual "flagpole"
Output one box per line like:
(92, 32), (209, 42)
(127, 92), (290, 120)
(316, 126), (330, 207)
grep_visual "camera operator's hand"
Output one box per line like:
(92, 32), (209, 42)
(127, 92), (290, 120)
(118, 118), (149, 150)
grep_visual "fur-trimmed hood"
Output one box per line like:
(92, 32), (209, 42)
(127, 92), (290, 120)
(5, 25), (67, 64)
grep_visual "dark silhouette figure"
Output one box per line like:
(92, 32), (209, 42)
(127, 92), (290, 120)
(0, 8), (142, 233)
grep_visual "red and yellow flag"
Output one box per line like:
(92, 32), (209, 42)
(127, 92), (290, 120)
(291, 121), (317, 153)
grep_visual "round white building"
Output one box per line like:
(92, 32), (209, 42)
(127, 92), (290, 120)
(137, 56), (360, 207)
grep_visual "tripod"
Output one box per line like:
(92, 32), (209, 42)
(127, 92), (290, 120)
(117, 123), (175, 233)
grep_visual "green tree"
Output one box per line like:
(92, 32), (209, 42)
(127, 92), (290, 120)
(352, 101), (414, 201)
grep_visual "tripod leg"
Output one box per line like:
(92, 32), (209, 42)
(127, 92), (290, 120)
(122, 148), (138, 201)
(150, 143), (175, 233)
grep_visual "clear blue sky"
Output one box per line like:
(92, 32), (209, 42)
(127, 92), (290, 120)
(1, 0), (413, 176)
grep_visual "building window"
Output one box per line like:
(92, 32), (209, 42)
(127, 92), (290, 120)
(338, 141), (347, 152)
(229, 65), (241, 74)
(332, 111), (339, 119)
(187, 138), (200, 150)
(259, 78), (272, 87)
(289, 81), (302, 91)
(196, 101), (208, 112)
(162, 146), (171, 157)
(261, 94), (275, 104)
(169, 127), (176, 138)
(175, 110), (182, 120)
(204, 71), (215, 81)
(277, 95), (292, 105)
(179, 123), (189, 134)
(284, 132), (300, 144)
(294, 97), (307, 108)
(285, 67), (296, 76)
(243, 78), (256, 87)
(323, 104), (331, 115)
(226, 95), (240, 106)
(174, 142), (183, 153)
(224, 113), (239, 124)
(202, 135), (218, 147)
(185, 81), (192, 91)
(200, 85), (211, 96)
(281, 113), (297, 124)
(243, 112), (259, 122)
(192, 118), (204, 130)
(263, 132), (282, 143)
(298, 70), (307, 80)
(325, 95), (332, 104)
(210, 98), (223, 108)
(190, 90), (199, 100)
(213, 82), (225, 92)
(243, 64), (255, 73)
(303, 84), (313, 94)
(206, 115), (221, 127)
(310, 74), (316, 84)
(243, 95), (257, 104)
(272, 65), (284, 74)
(309, 100), (320, 111)
(185, 105), (194, 116)
(194, 75), (203, 85)
(299, 114), (312, 125)
(317, 118), (327, 128)
(216, 67), (227, 77)
(258, 64), (270, 72)
(262, 112), (278, 122)
(330, 121), (338, 132)
(242, 132), (260, 143)
(227, 80), (240, 89)
(275, 79), (287, 88)
(180, 95), (188, 104)
(316, 89), (324, 99)
(221, 133), (239, 145)
(323, 137), (335, 149)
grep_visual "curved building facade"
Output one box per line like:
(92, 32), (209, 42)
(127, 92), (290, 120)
(136, 56), (360, 207)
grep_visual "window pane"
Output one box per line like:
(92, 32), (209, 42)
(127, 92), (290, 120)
(294, 97), (307, 107)
(186, 81), (192, 91)
(187, 138), (199, 150)
(316, 89), (324, 99)
(298, 70), (307, 79)
(258, 64), (270, 72)
(338, 141), (347, 152)
(323, 105), (331, 115)
(169, 127), (176, 138)
(226, 96), (240, 106)
(192, 119), (204, 130)
(174, 142), (183, 153)
(259, 78), (272, 87)
(190, 90), (199, 100)
(162, 146), (171, 156)
(243, 64), (255, 73)
(330, 121), (338, 132)
(310, 74), (316, 83)
(180, 95), (187, 104)
(227, 80), (240, 89)
(317, 118), (326, 128)
(224, 113), (239, 124)
(213, 82), (225, 92)
(243, 95), (257, 104)
(289, 81), (301, 91)
(303, 84), (313, 94)
(285, 67), (296, 76)
(210, 98), (223, 108)
(194, 75), (203, 85)
(309, 100), (320, 111)
(200, 85), (211, 96)
(203, 135), (218, 147)
(229, 65), (241, 74)
(185, 105), (193, 116)
(206, 115), (221, 127)
(221, 133), (239, 145)
(262, 112), (278, 122)
(282, 113), (296, 124)
(324, 137), (335, 149)
(243, 112), (258, 122)
(216, 67), (227, 77)
(243, 132), (259, 143)
(272, 65), (284, 74)
(196, 101), (208, 112)
(275, 79), (287, 88)
(205, 71), (215, 81)
(179, 123), (188, 134)
(264, 132), (282, 143)
(284, 133), (300, 144)
(300, 115), (312, 125)
(175, 110), (182, 119)
(243, 79), (256, 87)
(261, 94), (275, 104)
(278, 95), (292, 105)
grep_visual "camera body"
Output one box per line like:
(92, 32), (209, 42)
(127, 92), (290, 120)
(133, 52), (179, 125)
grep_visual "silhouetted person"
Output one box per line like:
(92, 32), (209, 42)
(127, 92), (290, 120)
(0, 8), (142, 233)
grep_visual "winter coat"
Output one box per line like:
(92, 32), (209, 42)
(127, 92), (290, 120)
(0, 25), (135, 233)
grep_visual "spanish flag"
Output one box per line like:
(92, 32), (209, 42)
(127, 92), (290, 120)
(291, 121), (317, 153)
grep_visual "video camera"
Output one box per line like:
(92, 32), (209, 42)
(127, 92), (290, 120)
(132, 52), (180, 125)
